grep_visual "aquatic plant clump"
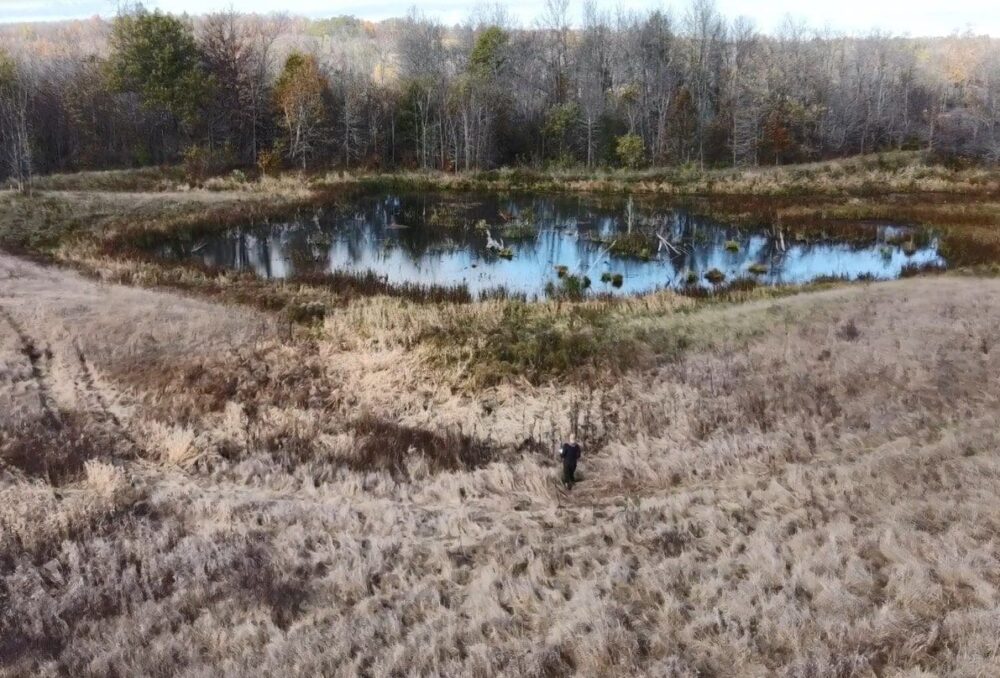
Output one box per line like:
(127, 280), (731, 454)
(601, 272), (625, 288)
(705, 268), (726, 284)
(605, 231), (658, 260)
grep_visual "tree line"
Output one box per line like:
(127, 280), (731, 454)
(1, 0), (999, 188)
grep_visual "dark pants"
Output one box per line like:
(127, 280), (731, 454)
(562, 459), (577, 487)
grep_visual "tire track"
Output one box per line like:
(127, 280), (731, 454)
(72, 339), (122, 427)
(0, 306), (61, 429)
(71, 338), (142, 454)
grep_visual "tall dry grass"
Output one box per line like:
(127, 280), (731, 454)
(3, 249), (1000, 676)
(321, 151), (1000, 198)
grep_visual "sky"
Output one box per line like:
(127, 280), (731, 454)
(0, 0), (998, 36)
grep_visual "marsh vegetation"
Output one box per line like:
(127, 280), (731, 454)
(2, 155), (1000, 676)
(4, 244), (1000, 677)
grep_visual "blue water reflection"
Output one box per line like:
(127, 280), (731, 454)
(164, 193), (943, 297)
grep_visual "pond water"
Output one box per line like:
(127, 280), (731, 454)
(161, 192), (944, 298)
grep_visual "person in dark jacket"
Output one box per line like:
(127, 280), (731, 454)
(559, 432), (582, 488)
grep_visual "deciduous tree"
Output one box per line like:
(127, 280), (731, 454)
(274, 52), (328, 169)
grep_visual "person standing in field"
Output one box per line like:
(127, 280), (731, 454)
(559, 432), (582, 489)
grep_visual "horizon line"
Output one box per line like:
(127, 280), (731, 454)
(0, 10), (994, 40)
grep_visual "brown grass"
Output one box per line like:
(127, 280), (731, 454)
(3, 249), (1000, 676)
(3, 162), (1000, 675)
(327, 151), (1000, 198)
(0, 416), (125, 485)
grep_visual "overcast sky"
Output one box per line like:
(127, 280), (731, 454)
(1, 0), (998, 36)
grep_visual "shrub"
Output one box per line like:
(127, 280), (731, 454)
(547, 274), (591, 300)
(182, 145), (231, 184)
(608, 231), (657, 260)
(182, 145), (212, 184)
(0, 415), (123, 485)
(257, 145), (285, 177)
(615, 133), (645, 169)
(836, 318), (861, 341)
(287, 300), (326, 325)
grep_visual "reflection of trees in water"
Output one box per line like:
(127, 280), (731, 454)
(184, 193), (942, 293)
(227, 231), (274, 278)
(756, 238), (788, 272)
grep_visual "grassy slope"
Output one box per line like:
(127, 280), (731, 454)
(2, 157), (1000, 673)
(2, 251), (1000, 676)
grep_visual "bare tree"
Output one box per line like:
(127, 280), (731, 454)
(201, 11), (285, 163)
(0, 54), (33, 192)
(684, 0), (726, 168)
(2, 5), (999, 176)
(577, 2), (610, 168)
(727, 16), (760, 166)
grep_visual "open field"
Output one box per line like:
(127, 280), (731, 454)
(2, 252), (1000, 676)
(3, 160), (1000, 675)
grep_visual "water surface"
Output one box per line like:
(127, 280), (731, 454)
(161, 192), (943, 297)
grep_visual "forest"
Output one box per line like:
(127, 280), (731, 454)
(1, 0), (999, 189)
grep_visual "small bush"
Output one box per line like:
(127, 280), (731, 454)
(182, 145), (231, 184)
(547, 274), (591, 300)
(615, 133), (645, 169)
(836, 318), (861, 341)
(599, 272), (625, 288)
(257, 145), (285, 177)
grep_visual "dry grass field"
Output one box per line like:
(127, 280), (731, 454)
(3, 240), (1000, 676)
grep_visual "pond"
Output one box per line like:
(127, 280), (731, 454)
(161, 192), (944, 298)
